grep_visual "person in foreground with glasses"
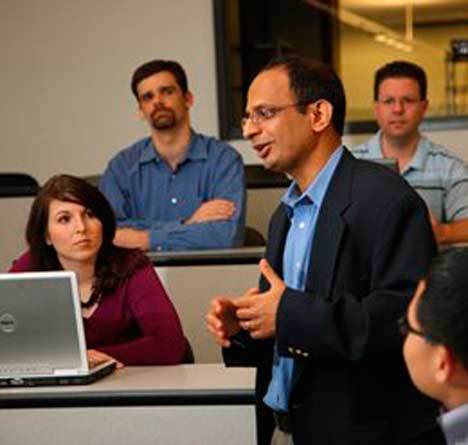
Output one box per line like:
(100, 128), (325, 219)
(206, 54), (438, 445)
(353, 61), (468, 245)
(402, 248), (468, 445)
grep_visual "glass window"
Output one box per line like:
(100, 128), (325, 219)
(214, 0), (468, 139)
(339, 0), (468, 121)
(214, 0), (335, 139)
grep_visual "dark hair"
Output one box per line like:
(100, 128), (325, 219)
(417, 248), (468, 369)
(262, 54), (346, 136)
(131, 59), (189, 99)
(25, 174), (147, 295)
(374, 60), (427, 101)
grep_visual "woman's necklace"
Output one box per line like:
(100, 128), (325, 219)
(81, 290), (102, 309)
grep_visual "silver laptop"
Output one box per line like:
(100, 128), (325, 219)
(368, 158), (399, 172)
(0, 271), (116, 387)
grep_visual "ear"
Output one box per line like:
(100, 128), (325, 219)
(309, 100), (333, 133)
(137, 103), (145, 121)
(434, 345), (455, 384)
(185, 91), (194, 109)
(421, 99), (429, 115)
(373, 100), (379, 118)
(45, 233), (52, 246)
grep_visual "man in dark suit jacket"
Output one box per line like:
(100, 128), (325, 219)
(206, 55), (438, 445)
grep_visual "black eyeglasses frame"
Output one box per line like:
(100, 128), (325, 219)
(398, 315), (436, 343)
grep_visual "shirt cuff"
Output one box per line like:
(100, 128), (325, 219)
(149, 220), (184, 251)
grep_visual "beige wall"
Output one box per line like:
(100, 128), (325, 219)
(0, 0), (218, 183)
(2, 1), (467, 178)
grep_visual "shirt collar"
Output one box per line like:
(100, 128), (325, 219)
(404, 134), (430, 172)
(439, 402), (468, 444)
(366, 131), (385, 158)
(139, 138), (159, 164)
(282, 146), (344, 213)
(372, 130), (430, 173)
(137, 130), (208, 165)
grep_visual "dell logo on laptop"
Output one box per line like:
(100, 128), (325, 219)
(0, 313), (17, 333)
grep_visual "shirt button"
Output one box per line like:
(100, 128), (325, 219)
(296, 262), (301, 268)
(171, 198), (177, 204)
(299, 222), (305, 229)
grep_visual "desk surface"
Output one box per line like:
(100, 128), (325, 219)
(0, 364), (255, 408)
(148, 246), (265, 266)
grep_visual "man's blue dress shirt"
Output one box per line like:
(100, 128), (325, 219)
(263, 147), (343, 412)
(99, 131), (245, 251)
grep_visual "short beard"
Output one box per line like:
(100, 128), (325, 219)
(151, 110), (176, 131)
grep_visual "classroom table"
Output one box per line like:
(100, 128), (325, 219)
(0, 363), (256, 445)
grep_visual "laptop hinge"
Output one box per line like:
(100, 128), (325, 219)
(53, 369), (82, 376)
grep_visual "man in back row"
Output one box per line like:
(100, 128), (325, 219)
(353, 61), (468, 244)
(99, 59), (245, 251)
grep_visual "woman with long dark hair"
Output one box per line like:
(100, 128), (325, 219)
(10, 174), (187, 366)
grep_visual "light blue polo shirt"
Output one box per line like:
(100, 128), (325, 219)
(353, 131), (468, 222)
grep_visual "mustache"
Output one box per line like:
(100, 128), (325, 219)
(151, 105), (172, 116)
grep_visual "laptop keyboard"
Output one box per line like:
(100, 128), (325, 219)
(0, 364), (53, 375)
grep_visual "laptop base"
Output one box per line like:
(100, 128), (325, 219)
(0, 361), (116, 388)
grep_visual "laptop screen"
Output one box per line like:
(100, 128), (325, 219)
(368, 158), (399, 172)
(0, 271), (88, 377)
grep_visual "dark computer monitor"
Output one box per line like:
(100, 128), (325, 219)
(368, 158), (399, 172)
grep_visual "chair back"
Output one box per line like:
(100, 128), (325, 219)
(244, 226), (266, 246)
(0, 174), (39, 198)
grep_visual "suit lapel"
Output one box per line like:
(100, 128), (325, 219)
(291, 149), (354, 389)
(261, 204), (290, 290)
(307, 149), (354, 298)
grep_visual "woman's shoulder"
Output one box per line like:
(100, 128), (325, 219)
(104, 248), (153, 283)
(109, 250), (159, 296)
(116, 248), (151, 272)
(96, 247), (152, 295)
(9, 251), (33, 272)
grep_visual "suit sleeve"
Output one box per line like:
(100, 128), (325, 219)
(275, 192), (436, 364)
(222, 208), (282, 368)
